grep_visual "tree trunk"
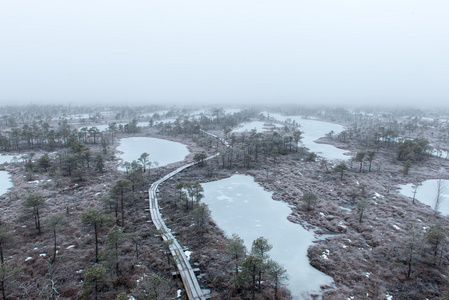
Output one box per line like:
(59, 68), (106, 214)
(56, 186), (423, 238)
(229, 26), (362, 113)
(36, 207), (41, 234)
(94, 224), (99, 263)
(94, 278), (98, 300)
(121, 191), (125, 227)
(251, 265), (256, 300)
(1, 279), (6, 300)
(274, 280), (278, 300)
(52, 229), (57, 263)
(115, 242), (119, 275)
(407, 245), (413, 279)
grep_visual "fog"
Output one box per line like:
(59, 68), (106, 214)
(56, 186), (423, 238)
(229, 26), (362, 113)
(1, 1), (448, 107)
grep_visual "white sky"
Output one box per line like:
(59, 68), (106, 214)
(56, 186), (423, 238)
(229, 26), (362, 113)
(1, 1), (448, 107)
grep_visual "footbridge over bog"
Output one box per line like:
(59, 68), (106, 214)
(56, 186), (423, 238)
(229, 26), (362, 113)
(148, 149), (222, 299)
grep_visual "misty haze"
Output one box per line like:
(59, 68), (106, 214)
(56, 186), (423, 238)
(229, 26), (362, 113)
(1, 1), (449, 299)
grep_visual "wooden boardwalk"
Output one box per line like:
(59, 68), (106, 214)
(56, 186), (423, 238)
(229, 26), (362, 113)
(148, 131), (227, 299)
(148, 161), (211, 300)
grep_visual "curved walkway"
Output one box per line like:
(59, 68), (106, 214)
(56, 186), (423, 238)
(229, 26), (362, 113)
(148, 143), (222, 299)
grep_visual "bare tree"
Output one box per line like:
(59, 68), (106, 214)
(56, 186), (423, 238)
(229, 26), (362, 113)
(434, 168), (446, 214)
(411, 182), (422, 204)
(110, 180), (132, 227)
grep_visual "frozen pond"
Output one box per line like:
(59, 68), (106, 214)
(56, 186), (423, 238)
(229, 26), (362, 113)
(0, 155), (16, 164)
(202, 174), (333, 299)
(0, 171), (13, 196)
(91, 122), (150, 132)
(233, 121), (282, 133)
(268, 113), (348, 161)
(399, 180), (449, 215)
(116, 137), (189, 169)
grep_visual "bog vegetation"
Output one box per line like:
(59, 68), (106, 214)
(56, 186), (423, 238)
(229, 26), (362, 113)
(0, 104), (448, 299)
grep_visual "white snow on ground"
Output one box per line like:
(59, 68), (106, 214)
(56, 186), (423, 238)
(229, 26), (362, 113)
(177, 289), (182, 298)
(392, 224), (402, 231)
(374, 192), (383, 198)
(185, 250), (192, 261)
(364, 272), (371, 278)
(76, 269), (83, 274)
(338, 221), (347, 228)
(39, 253), (46, 257)
(386, 293), (393, 299)
(25, 257), (32, 261)
(320, 249), (330, 260)
(66, 245), (75, 249)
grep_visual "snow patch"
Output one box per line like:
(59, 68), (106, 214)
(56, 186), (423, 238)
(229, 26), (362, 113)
(320, 249), (330, 260)
(25, 257), (33, 261)
(374, 192), (383, 198)
(185, 250), (193, 261)
(39, 253), (46, 257)
(392, 224), (401, 231)
(66, 245), (75, 249)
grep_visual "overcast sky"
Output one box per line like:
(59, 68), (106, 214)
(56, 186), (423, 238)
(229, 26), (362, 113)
(1, 1), (448, 108)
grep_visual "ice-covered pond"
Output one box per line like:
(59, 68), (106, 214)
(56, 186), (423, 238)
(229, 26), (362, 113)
(233, 121), (283, 133)
(0, 171), (13, 196)
(268, 113), (348, 161)
(0, 155), (14, 195)
(0, 155), (16, 164)
(116, 137), (190, 169)
(90, 122), (150, 132)
(202, 174), (333, 299)
(399, 179), (449, 215)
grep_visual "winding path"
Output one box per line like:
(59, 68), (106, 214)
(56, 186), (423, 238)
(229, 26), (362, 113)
(148, 131), (225, 299)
